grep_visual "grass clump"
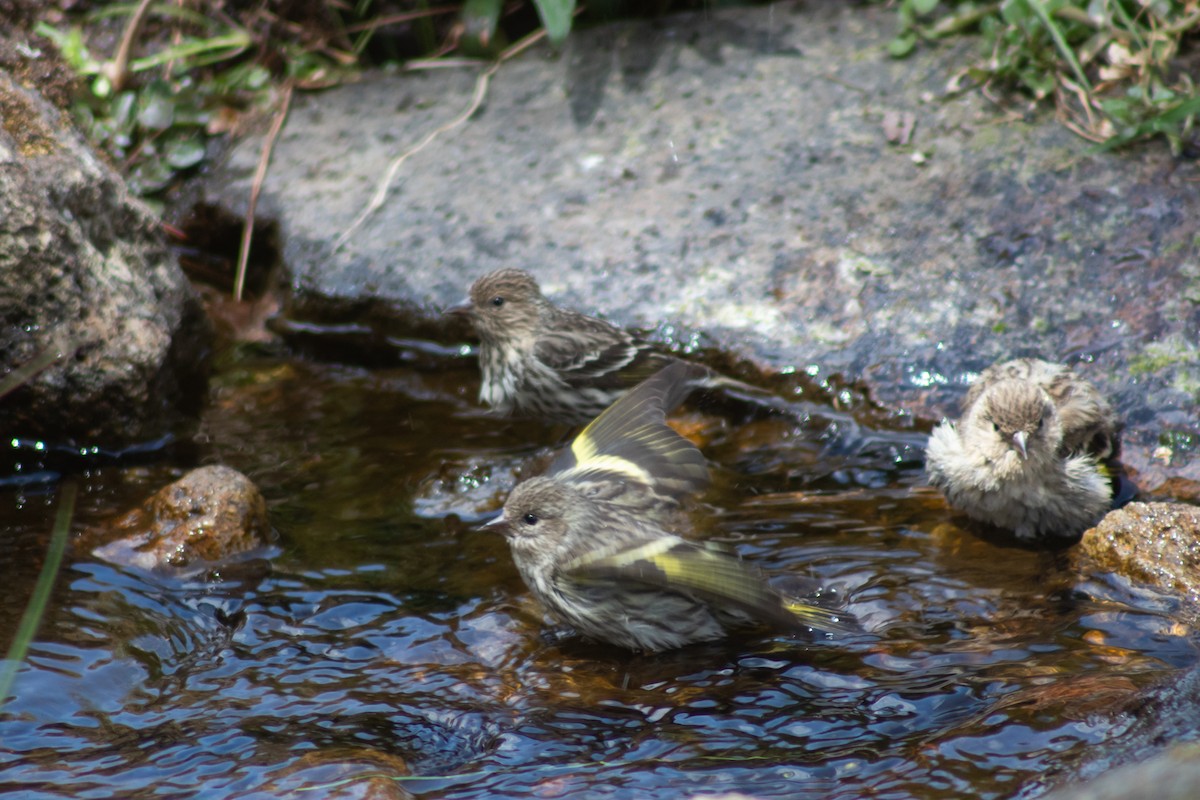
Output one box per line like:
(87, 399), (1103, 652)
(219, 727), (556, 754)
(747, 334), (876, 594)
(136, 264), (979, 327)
(889, 0), (1200, 154)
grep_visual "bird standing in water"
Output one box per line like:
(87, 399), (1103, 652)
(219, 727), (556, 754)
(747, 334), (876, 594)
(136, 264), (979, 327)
(448, 268), (762, 425)
(925, 358), (1121, 543)
(486, 361), (857, 652)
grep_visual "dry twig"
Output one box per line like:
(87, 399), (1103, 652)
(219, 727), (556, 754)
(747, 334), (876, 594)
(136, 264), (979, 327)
(235, 81), (294, 302)
(332, 27), (552, 251)
(107, 0), (155, 91)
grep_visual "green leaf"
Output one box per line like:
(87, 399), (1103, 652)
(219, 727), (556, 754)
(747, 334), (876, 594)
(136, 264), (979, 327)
(1000, 0), (1031, 26)
(1099, 96), (1132, 116)
(86, 1), (219, 29)
(1026, 0), (1092, 93)
(533, 0), (576, 46)
(34, 23), (99, 74)
(91, 74), (112, 99)
(461, 0), (503, 54)
(888, 32), (919, 58)
(171, 100), (212, 127)
(913, 0), (940, 15)
(164, 135), (206, 169)
(110, 90), (138, 129)
(1018, 67), (1055, 97)
(137, 89), (175, 131)
(128, 155), (174, 194)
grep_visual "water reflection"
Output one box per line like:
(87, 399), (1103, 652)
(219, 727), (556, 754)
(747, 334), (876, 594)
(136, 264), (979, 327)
(0, 353), (1193, 798)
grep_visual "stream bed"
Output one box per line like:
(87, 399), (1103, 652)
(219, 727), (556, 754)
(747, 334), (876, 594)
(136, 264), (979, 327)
(1, 345), (1194, 799)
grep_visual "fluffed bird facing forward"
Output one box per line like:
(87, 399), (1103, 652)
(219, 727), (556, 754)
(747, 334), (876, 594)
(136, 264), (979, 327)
(447, 268), (763, 425)
(925, 358), (1122, 543)
(485, 360), (857, 652)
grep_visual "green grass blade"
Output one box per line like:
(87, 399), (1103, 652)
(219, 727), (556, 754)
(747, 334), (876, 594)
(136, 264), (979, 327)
(532, 0), (576, 45)
(86, 1), (218, 29)
(1027, 0), (1092, 93)
(0, 482), (78, 708)
(1107, 0), (1147, 52)
(461, 0), (503, 52)
(1087, 93), (1200, 153)
(127, 30), (253, 73)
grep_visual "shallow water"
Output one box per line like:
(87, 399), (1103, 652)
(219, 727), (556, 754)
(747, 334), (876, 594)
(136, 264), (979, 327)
(1, 347), (1194, 799)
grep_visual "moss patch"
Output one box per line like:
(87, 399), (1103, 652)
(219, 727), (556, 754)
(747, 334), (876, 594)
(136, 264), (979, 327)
(0, 75), (56, 157)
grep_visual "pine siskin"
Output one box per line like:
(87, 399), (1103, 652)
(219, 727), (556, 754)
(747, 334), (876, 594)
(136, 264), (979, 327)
(447, 268), (763, 425)
(925, 357), (1122, 542)
(485, 360), (857, 652)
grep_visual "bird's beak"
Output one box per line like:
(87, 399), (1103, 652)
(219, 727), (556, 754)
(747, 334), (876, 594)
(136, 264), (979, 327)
(479, 512), (507, 533)
(1012, 430), (1029, 460)
(444, 298), (473, 319)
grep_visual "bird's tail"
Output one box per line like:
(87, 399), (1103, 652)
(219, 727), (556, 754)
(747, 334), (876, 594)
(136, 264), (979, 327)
(782, 597), (860, 636)
(572, 536), (860, 639)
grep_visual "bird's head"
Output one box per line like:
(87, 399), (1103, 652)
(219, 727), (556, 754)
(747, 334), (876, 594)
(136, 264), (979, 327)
(447, 268), (546, 345)
(484, 476), (591, 564)
(963, 378), (1062, 475)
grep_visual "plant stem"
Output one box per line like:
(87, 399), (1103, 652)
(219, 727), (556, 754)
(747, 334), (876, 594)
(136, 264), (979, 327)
(236, 81), (294, 302)
(0, 482), (78, 708)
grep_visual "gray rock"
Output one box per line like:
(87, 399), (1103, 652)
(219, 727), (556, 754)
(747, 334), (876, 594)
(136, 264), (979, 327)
(1039, 671), (1200, 800)
(1042, 744), (1200, 800)
(198, 2), (1198, 497)
(0, 35), (209, 447)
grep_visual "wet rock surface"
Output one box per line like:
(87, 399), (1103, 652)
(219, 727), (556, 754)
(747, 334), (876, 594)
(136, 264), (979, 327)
(1042, 662), (1200, 800)
(199, 1), (1198, 497)
(1043, 743), (1200, 800)
(0, 33), (210, 449)
(89, 464), (269, 570)
(1074, 502), (1200, 612)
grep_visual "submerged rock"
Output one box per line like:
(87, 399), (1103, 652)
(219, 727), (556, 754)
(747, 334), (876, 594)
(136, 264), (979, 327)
(264, 748), (414, 800)
(90, 465), (269, 570)
(0, 34), (210, 450)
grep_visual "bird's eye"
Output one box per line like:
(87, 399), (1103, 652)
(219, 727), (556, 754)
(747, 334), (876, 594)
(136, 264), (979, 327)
(991, 422), (1000, 432)
(522, 513), (539, 526)
(1036, 417), (1044, 431)
(491, 296), (505, 308)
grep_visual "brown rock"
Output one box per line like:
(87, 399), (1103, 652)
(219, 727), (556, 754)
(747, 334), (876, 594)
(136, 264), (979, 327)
(1074, 502), (1200, 604)
(90, 465), (269, 570)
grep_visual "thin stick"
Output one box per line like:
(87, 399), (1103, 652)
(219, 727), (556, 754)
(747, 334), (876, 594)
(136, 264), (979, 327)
(497, 24), (550, 62)
(332, 24), (556, 251)
(332, 61), (498, 251)
(109, 0), (155, 91)
(344, 6), (459, 34)
(0, 344), (65, 400)
(235, 81), (294, 302)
